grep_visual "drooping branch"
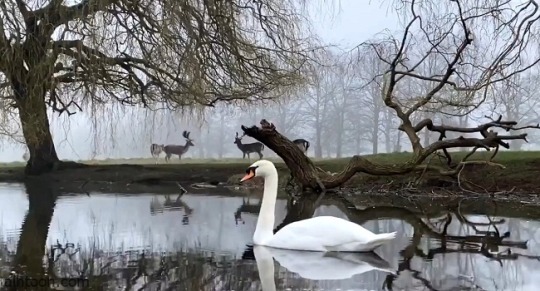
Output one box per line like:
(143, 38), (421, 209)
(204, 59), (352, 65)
(34, 0), (114, 28)
(242, 117), (539, 191)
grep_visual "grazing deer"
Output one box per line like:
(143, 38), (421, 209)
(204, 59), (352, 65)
(150, 143), (165, 164)
(293, 138), (310, 154)
(234, 132), (264, 160)
(164, 131), (195, 162)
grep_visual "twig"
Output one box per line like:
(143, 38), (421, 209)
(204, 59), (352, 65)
(175, 182), (188, 195)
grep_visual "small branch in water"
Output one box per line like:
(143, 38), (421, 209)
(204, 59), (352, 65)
(176, 182), (188, 195)
(79, 180), (90, 197)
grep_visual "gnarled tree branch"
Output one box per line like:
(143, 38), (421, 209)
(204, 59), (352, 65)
(241, 117), (539, 192)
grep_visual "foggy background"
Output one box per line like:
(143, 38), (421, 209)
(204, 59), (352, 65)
(0, 1), (538, 162)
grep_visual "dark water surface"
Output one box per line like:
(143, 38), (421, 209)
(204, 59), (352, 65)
(0, 182), (538, 290)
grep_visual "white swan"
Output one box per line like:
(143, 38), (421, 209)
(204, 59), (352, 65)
(240, 160), (397, 252)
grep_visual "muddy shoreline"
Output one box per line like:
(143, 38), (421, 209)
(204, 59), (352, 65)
(0, 162), (538, 208)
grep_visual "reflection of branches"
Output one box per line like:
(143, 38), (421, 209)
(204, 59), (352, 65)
(455, 198), (505, 236)
(273, 193), (538, 291)
(45, 247), (248, 290)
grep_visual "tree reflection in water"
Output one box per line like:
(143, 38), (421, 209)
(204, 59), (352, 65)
(270, 192), (539, 290)
(5, 183), (540, 290)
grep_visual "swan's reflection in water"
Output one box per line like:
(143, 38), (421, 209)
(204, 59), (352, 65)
(256, 246), (395, 280)
(253, 245), (395, 291)
(1, 182), (540, 290)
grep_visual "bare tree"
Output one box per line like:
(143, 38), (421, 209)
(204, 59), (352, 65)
(485, 70), (540, 150)
(241, 0), (540, 192)
(327, 54), (356, 157)
(0, 0), (315, 174)
(267, 94), (310, 138)
(300, 53), (338, 158)
(351, 46), (388, 154)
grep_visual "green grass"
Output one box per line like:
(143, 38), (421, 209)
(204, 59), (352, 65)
(1, 151), (539, 193)
(1, 150), (538, 168)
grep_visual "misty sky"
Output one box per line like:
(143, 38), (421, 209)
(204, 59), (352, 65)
(0, 1), (495, 162)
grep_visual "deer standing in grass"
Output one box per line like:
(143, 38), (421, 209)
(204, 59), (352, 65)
(234, 132), (264, 160)
(164, 131), (195, 162)
(293, 138), (310, 155)
(150, 143), (165, 164)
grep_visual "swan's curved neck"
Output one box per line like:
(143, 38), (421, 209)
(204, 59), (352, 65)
(253, 169), (278, 245)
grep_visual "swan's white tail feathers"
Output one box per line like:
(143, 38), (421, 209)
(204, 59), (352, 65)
(322, 231), (397, 252)
(368, 231), (397, 247)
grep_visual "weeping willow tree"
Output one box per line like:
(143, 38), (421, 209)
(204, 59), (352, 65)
(0, 0), (316, 174)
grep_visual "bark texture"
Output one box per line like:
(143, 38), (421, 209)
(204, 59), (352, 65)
(17, 89), (60, 175)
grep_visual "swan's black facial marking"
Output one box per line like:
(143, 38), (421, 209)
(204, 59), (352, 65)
(240, 166), (259, 182)
(245, 166), (258, 174)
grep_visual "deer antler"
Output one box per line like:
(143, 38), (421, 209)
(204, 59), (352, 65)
(183, 131), (192, 139)
(235, 132), (239, 138)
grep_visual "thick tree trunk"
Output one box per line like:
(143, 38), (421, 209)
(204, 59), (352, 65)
(383, 109), (393, 153)
(218, 114), (225, 158)
(372, 127), (379, 155)
(335, 112), (344, 158)
(372, 108), (380, 154)
(314, 123), (323, 158)
(16, 86), (60, 175)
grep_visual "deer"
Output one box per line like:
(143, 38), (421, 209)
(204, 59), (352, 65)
(164, 131), (195, 162)
(150, 143), (165, 164)
(234, 132), (264, 160)
(293, 138), (310, 154)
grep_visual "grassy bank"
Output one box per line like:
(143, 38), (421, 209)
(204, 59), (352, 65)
(1, 150), (539, 195)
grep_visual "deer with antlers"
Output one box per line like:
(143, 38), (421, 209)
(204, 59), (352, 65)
(234, 132), (264, 160)
(293, 138), (310, 154)
(164, 131), (195, 162)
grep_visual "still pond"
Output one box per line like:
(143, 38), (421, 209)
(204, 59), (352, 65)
(0, 183), (539, 290)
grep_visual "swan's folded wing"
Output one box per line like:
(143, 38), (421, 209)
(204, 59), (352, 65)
(268, 216), (372, 251)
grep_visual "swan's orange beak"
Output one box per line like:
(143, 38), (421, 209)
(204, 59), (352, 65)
(240, 169), (255, 182)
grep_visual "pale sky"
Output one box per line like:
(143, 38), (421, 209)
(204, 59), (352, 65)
(308, 0), (399, 49)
